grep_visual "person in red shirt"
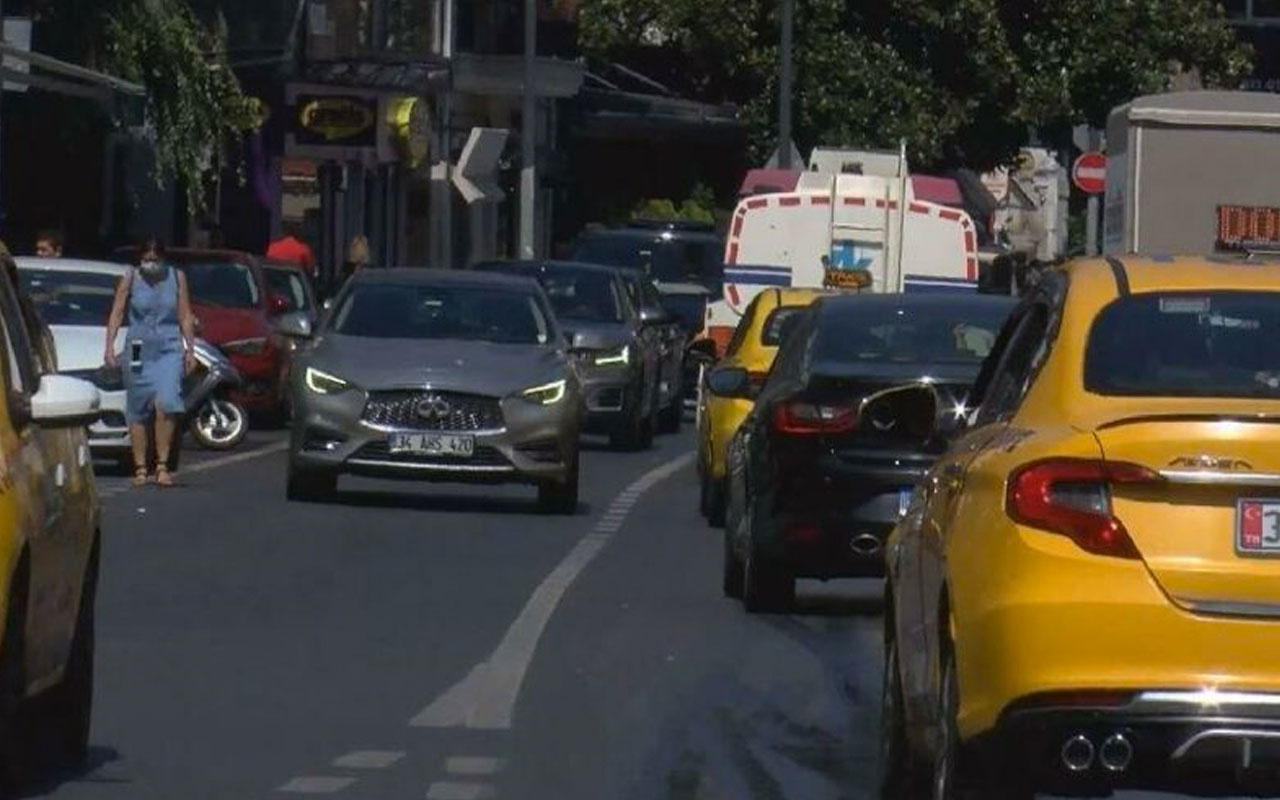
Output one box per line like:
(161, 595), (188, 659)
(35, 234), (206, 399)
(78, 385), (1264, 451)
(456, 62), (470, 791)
(266, 222), (316, 275)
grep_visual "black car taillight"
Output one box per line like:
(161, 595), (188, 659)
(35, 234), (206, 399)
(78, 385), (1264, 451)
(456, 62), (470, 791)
(771, 401), (857, 435)
(1006, 458), (1164, 560)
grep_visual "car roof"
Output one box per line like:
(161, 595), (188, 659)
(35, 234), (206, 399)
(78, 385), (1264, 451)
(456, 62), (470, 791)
(353, 267), (542, 291)
(1062, 254), (1280, 296)
(815, 291), (1017, 317)
(577, 228), (721, 244)
(14, 257), (127, 276)
(475, 259), (622, 277)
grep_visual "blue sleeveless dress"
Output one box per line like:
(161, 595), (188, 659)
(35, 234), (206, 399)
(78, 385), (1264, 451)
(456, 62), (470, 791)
(124, 267), (185, 423)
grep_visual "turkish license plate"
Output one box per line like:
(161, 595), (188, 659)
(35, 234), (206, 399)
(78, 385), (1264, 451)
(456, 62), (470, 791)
(1237, 498), (1280, 555)
(388, 433), (475, 457)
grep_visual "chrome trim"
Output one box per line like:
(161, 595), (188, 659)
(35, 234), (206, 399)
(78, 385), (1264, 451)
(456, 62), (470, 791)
(346, 458), (515, 474)
(1176, 598), (1280, 619)
(359, 421), (507, 436)
(1133, 689), (1280, 716)
(1171, 728), (1280, 761)
(1160, 469), (1280, 487)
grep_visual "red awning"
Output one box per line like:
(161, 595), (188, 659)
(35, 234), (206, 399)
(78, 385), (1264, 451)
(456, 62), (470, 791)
(739, 169), (801, 197)
(911, 175), (964, 207)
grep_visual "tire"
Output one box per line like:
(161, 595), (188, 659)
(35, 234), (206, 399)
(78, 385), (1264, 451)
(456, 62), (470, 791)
(189, 398), (248, 451)
(286, 464), (337, 502)
(537, 449), (580, 515)
(721, 532), (744, 598)
(881, 631), (924, 799)
(0, 560), (28, 792)
(46, 537), (97, 767)
(739, 499), (794, 613)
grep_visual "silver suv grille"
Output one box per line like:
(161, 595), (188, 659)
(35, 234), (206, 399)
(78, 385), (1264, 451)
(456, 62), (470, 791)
(362, 391), (504, 432)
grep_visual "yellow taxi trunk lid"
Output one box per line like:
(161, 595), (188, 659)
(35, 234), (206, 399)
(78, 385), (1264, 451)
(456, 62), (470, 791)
(1096, 418), (1280, 616)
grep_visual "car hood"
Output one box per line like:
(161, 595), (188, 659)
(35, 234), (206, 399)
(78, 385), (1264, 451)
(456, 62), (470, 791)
(558, 320), (631, 350)
(192, 304), (270, 345)
(49, 325), (128, 371)
(311, 335), (567, 394)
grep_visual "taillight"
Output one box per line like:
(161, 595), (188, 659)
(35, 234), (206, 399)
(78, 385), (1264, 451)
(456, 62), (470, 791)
(772, 401), (857, 435)
(1006, 458), (1163, 559)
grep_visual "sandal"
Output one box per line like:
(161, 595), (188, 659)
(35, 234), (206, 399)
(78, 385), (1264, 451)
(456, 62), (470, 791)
(132, 467), (149, 487)
(155, 466), (174, 488)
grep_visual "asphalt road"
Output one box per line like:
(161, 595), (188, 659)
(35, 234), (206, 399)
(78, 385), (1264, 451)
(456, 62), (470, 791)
(18, 427), (1258, 799)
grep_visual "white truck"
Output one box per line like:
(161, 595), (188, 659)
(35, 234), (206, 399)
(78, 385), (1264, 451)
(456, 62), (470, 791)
(1104, 91), (1280, 255)
(703, 149), (979, 354)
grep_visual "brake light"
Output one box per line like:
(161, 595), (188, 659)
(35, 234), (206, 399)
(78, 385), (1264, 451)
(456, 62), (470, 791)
(772, 401), (857, 435)
(1006, 458), (1163, 559)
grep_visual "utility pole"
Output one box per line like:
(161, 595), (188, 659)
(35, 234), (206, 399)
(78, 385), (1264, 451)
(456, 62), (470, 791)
(777, 0), (793, 169)
(518, 0), (536, 259)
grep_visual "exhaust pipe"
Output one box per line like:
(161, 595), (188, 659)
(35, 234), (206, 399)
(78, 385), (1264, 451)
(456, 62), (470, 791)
(849, 534), (882, 556)
(1061, 735), (1095, 773)
(1099, 733), (1133, 772)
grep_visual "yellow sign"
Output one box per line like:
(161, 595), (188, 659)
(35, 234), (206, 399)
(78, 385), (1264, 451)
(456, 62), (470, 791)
(298, 98), (376, 142)
(388, 97), (431, 167)
(823, 268), (872, 290)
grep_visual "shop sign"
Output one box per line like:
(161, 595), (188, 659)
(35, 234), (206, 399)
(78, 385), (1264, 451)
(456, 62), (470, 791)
(388, 97), (431, 167)
(295, 95), (377, 146)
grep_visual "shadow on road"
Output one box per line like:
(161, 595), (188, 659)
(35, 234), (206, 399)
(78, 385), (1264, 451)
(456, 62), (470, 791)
(17, 746), (125, 798)
(326, 488), (592, 517)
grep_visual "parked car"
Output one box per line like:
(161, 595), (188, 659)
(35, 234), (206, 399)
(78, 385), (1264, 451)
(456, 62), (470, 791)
(721, 292), (1013, 612)
(0, 269), (102, 776)
(884, 257), (1280, 798)
(119, 248), (291, 420)
(262, 259), (319, 339)
(15, 258), (129, 464)
(614, 267), (687, 433)
(697, 287), (833, 527)
(287, 268), (582, 512)
(472, 260), (667, 451)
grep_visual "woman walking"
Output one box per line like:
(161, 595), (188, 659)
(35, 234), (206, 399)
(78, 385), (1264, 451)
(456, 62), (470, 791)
(105, 238), (196, 487)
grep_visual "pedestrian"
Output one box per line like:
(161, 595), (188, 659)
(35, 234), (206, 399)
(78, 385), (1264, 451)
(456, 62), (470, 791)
(35, 229), (64, 258)
(104, 237), (197, 488)
(341, 234), (371, 280)
(266, 221), (317, 275)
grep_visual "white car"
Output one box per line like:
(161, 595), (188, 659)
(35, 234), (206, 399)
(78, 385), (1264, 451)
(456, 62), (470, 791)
(16, 258), (131, 463)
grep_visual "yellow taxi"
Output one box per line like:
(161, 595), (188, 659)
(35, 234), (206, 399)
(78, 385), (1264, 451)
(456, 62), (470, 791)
(883, 256), (1280, 798)
(0, 259), (101, 781)
(696, 288), (831, 526)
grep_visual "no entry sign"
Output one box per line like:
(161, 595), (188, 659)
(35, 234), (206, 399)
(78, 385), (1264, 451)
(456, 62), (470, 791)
(1072, 152), (1107, 195)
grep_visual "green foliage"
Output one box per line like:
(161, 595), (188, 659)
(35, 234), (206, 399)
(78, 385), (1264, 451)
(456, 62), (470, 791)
(579, 0), (1252, 170)
(632, 183), (718, 224)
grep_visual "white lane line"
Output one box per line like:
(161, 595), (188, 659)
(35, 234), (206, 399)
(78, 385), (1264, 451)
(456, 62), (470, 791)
(410, 451), (695, 730)
(277, 776), (356, 793)
(444, 756), (504, 776)
(332, 750), (406, 769)
(426, 782), (496, 800)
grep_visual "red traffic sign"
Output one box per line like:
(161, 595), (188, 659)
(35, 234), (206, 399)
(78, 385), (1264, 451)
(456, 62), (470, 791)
(1072, 152), (1107, 195)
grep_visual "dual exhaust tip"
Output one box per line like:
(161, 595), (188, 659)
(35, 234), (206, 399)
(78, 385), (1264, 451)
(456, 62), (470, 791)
(849, 534), (882, 556)
(1062, 732), (1133, 774)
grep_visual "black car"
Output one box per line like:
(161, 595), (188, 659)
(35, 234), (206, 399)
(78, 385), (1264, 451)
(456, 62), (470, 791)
(571, 220), (724, 294)
(473, 260), (670, 451)
(716, 292), (1015, 612)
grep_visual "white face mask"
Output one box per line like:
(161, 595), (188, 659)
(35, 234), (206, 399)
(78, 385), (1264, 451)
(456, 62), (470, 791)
(139, 259), (165, 278)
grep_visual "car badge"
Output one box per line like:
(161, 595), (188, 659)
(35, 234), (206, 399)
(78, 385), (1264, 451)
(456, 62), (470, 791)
(416, 395), (452, 421)
(1167, 455), (1253, 471)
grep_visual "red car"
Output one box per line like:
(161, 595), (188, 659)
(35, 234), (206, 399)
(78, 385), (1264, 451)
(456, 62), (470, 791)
(117, 247), (292, 418)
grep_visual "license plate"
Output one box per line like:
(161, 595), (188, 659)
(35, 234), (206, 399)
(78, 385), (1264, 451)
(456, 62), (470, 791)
(388, 433), (475, 457)
(1237, 498), (1280, 555)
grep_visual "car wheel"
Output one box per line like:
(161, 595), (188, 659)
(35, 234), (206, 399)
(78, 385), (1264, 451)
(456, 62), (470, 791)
(0, 562), (28, 791)
(881, 628), (924, 799)
(286, 464), (337, 502)
(45, 537), (97, 767)
(537, 449), (580, 515)
(721, 532), (744, 598)
(740, 501), (794, 613)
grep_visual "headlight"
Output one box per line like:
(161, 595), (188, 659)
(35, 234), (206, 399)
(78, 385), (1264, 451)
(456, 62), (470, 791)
(521, 379), (567, 406)
(593, 344), (629, 366)
(305, 366), (351, 394)
(223, 337), (269, 356)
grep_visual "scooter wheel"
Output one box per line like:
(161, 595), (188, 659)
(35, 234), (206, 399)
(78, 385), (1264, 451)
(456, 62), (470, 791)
(190, 399), (248, 451)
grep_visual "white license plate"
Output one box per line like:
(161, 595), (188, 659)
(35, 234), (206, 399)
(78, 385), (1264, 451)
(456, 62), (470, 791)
(1237, 498), (1280, 555)
(388, 433), (475, 457)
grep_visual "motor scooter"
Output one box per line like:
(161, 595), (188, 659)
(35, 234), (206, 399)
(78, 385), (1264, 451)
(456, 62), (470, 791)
(184, 339), (247, 451)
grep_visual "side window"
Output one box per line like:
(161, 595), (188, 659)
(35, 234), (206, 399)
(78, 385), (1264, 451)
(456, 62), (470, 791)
(724, 297), (762, 358)
(974, 305), (1049, 426)
(765, 307), (814, 387)
(0, 281), (40, 397)
(641, 280), (663, 310)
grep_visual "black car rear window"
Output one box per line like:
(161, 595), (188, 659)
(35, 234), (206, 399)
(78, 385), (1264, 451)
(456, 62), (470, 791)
(760, 306), (806, 346)
(1085, 291), (1280, 398)
(814, 301), (1007, 365)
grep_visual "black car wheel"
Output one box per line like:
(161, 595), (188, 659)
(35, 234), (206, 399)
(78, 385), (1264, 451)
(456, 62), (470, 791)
(286, 464), (338, 502)
(537, 449), (580, 515)
(45, 537), (97, 767)
(739, 502), (794, 613)
(721, 532), (744, 598)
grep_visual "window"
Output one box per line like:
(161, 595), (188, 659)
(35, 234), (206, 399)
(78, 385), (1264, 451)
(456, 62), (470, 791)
(0, 278), (40, 399)
(724, 295), (762, 358)
(179, 262), (261, 310)
(264, 268), (312, 313)
(813, 301), (1009, 366)
(1085, 291), (1280, 398)
(760, 306), (808, 347)
(19, 269), (120, 326)
(333, 284), (550, 345)
(974, 305), (1049, 426)
(536, 269), (625, 324)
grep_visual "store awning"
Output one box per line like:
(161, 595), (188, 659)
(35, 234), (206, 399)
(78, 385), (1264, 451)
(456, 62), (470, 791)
(0, 41), (143, 109)
(299, 57), (450, 96)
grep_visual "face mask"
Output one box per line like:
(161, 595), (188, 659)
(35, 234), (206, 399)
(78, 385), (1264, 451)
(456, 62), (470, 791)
(139, 259), (165, 278)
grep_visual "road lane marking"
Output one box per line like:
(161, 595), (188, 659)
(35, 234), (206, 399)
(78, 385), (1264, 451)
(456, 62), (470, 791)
(444, 756), (504, 776)
(332, 750), (406, 769)
(277, 776), (356, 793)
(426, 782), (496, 800)
(410, 451), (695, 730)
